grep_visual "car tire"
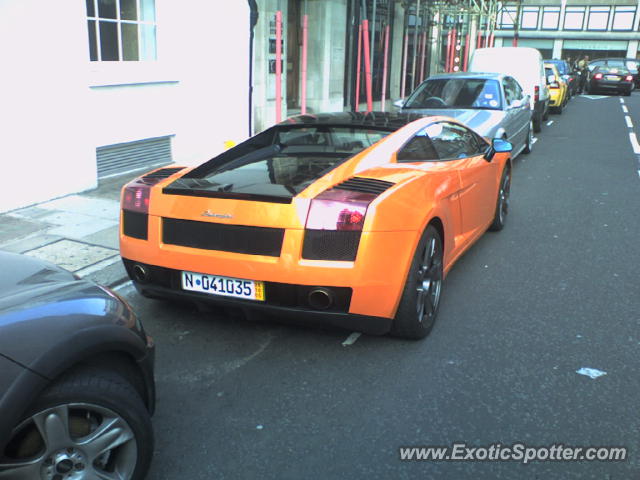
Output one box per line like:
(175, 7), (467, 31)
(0, 367), (153, 480)
(390, 225), (443, 340)
(489, 166), (511, 232)
(555, 102), (563, 115)
(523, 121), (533, 154)
(625, 89), (632, 97)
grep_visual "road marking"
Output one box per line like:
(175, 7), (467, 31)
(620, 98), (625, 104)
(626, 116), (634, 128)
(342, 332), (361, 346)
(532, 137), (538, 145)
(622, 105), (629, 113)
(629, 132), (640, 154)
(546, 120), (554, 126)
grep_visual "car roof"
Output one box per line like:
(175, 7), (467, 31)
(425, 72), (506, 81)
(282, 112), (426, 131)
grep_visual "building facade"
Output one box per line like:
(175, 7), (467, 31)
(2, 0), (639, 213)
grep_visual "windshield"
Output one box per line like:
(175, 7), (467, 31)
(174, 125), (393, 199)
(550, 61), (568, 75)
(404, 78), (503, 110)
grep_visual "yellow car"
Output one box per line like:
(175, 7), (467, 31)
(544, 63), (568, 114)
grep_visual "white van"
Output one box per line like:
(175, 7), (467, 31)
(469, 47), (550, 133)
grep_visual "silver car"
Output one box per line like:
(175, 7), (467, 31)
(398, 72), (533, 158)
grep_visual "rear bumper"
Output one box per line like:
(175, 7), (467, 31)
(548, 89), (563, 106)
(126, 266), (393, 335)
(120, 215), (420, 321)
(592, 80), (632, 92)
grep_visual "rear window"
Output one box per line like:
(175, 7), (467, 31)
(596, 66), (630, 75)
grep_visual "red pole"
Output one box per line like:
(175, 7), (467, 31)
(445, 29), (452, 72)
(450, 28), (458, 72)
(476, 30), (482, 49)
(419, 30), (427, 83)
(275, 11), (282, 123)
(401, 32), (409, 98)
(512, 36), (518, 47)
(489, 32), (495, 47)
(301, 14), (308, 114)
(362, 19), (373, 112)
(463, 34), (469, 71)
(355, 24), (362, 112)
(381, 24), (390, 111)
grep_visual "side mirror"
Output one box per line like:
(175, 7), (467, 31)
(484, 138), (513, 162)
(393, 98), (406, 108)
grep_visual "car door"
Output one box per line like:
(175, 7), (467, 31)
(428, 122), (498, 238)
(505, 76), (530, 150)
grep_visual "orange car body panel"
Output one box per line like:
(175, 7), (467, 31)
(120, 116), (510, 320)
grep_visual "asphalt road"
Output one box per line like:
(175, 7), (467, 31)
(118, 93), (640, 480)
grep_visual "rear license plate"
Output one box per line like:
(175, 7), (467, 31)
(605, 75), (619, 81)
(181, 271), (265, 301)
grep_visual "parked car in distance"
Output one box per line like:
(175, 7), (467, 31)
(545, 59), (579, 96)
(119, 112), (513, 339)
(587, 65), (634, 96)
(399, 72), (533, 157)
(589, 58), (639, 87)
(544, 63), (569, 114)
(469, 47), (549, 133)
(0, 251), (155, 480)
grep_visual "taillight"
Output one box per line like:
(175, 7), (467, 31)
(594, 73), (603, 80)
(534, 85), (539, 102)
(626, 75), (633, 82)
(122, 183), (150, 213)
(306, 189), (375, 231)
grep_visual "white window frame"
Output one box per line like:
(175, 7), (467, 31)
(611, 6), (635, 31)
(564, 6), (586, 31)
(499, 6), (518, 29)
(520, 6), (540, 30)
(87, 0), (157, 62)
(541, 6), (560, 30)
(587, 6), (610, 31)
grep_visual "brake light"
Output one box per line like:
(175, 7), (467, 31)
(122, 182), (151, 213)
(626, 75), (633, 82)
(534, 85), (539, 102)
(306, 189), (375, 231)
(594, 73), (603, 80)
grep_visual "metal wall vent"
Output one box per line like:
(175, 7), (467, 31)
(96, 135), (174, 178)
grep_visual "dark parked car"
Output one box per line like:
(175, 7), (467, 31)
(587, 65), (634, 96)
(0, 251), (155, 480)
(588, 58), (639, 87)
(545, 59), (580, 96)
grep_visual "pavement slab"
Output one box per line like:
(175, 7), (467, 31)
(24, 239), (118, 272)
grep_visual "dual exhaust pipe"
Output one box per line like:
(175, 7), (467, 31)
(131, 262), (334, 310)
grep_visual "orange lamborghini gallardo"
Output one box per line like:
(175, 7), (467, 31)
(120, 113), (512, 339)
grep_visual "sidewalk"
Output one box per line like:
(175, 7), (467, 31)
(0, 172), (135, 287)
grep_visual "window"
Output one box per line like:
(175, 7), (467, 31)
(86, 0), (157, 61)
(428, 123), (485, 160)
(564, 7), (586, 30)
(541, 6), (560, 29)
(503, 77), (523, 105)
(612, 6), (635, 31)
(397, 129), (439, 162)
(499, 6), (518, 29)
(587, 6), (610, 31)
(521, 7), (540, 30)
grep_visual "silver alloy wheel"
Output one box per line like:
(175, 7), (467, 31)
(415, 235), (443, 325)
(0, 403), (138, 480)
(498, 170), (511, 225)
(527, 122), (533, 150)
